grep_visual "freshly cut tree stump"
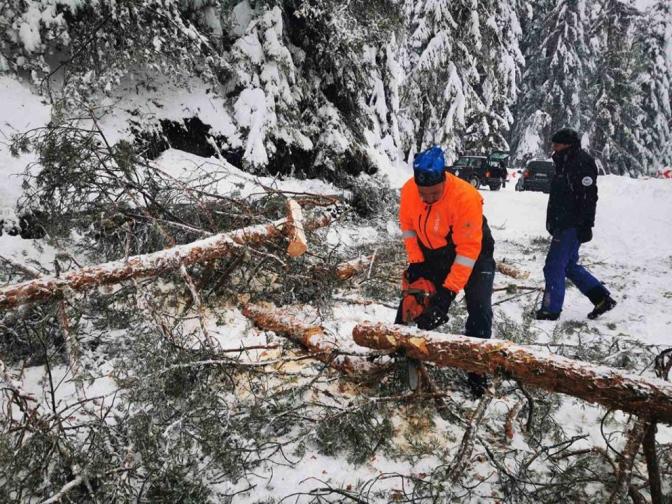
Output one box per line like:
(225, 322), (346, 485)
(353, 322), (672, 424)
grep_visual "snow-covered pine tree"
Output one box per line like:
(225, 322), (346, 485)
(0, 0), (222, 105)
(460, 0), (523, 154)
(636, 0), (672, 174)
(400, 0), (522, 160)
(588, 0), (649, 175)
(210, 0), (403, 178)
(510, 0), (592, 163)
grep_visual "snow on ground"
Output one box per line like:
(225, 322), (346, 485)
(153, 148), (341, 199)
(481, 175), (672, 346)
(2, 75), (672, 501)
(0, 75), (50, 218)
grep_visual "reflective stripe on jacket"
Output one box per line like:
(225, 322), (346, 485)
(400, 173), (488, 293)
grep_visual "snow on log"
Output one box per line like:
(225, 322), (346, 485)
(496, 261), (530, 280)
(285, 199), (308, 257)
(242, 303), (375, 375)
(0, 211), (337, 310)
(352, 322), (672, 424)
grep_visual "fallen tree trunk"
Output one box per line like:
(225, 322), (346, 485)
(242, 303), (376, 375)
(0, 211), (335, 310)
(352, 322), (672, 424)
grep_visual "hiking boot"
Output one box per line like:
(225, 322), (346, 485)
(535, 309), (560, 321)
(587, 296), (617, 319)
(467, 372), (488, 398)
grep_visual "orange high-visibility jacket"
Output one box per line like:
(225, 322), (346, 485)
(400, 173), (484, 293)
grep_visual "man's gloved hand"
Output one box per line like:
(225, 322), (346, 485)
(577, 227), (593, 243)
(414, 287), (456, 330)
(405, 262), (428, 283)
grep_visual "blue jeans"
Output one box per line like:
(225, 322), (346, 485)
(542, 228), (602, 313)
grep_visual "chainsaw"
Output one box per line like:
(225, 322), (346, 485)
(400, 273), (436, 391)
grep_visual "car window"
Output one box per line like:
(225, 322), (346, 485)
(454, 158), (469, 166)
(528, 161), (554, 173)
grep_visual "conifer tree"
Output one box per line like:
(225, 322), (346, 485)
(511, 0), (592, 162)
(401, 0), (522, 159)
(588, 0), (648, 175)
(636, 0), (672, 173)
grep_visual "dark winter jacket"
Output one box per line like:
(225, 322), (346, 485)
(546, 146), (598, 235)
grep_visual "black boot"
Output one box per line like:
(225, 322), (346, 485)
(587, 296), (617, 319)
(586, 285), (617, 319)
(535, 309), (560, 321)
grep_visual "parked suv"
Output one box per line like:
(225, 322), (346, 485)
(448, 151), (509, 191)
(515, 159), (554, 193)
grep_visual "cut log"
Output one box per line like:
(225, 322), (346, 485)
(0, 210), (336, 310)
(496, 261), (530, 280)
(352, 322), (672, 424)
(285, 199), (308, 257)
(242, 303), (375, 375)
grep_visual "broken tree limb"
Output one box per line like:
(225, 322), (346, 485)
(642, 422), (663, 504)
(352, 322), (672, 424)
(241, 303), (375, 375)
(285, 199), (308, 257)
(446, 377), (499, 487)
(608, 417), (649, 503)
(0, 210), (336, 310)
(335, 256), (531, 282)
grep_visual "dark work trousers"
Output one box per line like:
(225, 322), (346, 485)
(395, 254), (496, 339)
(542, 227), (604, 313)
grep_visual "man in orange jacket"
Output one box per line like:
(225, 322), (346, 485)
(396, 146), (496, 395)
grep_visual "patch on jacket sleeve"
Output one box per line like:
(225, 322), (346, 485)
(581, 176), (593, 187)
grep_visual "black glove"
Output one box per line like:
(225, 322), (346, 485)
(405, 262), (428, 283)
(577, 227), (593, 243)
(415, 287), (456, 330)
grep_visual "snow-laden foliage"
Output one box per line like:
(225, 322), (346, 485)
(637, 0), (672, 173)
(0, 0), (223, 104)
(398, 0), (523, 159)
(1, 1), (671, 175)
(511, 0), (591, 163)
(588, 0), (650, 175)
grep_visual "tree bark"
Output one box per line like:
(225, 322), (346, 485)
(352, 322), (672, 424)
(242, 303), (376, 375)
(0, 211), (335, 310)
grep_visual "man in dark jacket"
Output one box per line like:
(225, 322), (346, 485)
(536, 128), (617, 321)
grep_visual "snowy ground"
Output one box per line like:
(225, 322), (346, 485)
(2, 76), (672, 501)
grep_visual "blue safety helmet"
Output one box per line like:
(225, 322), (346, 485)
(413, 147), (446, 186)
